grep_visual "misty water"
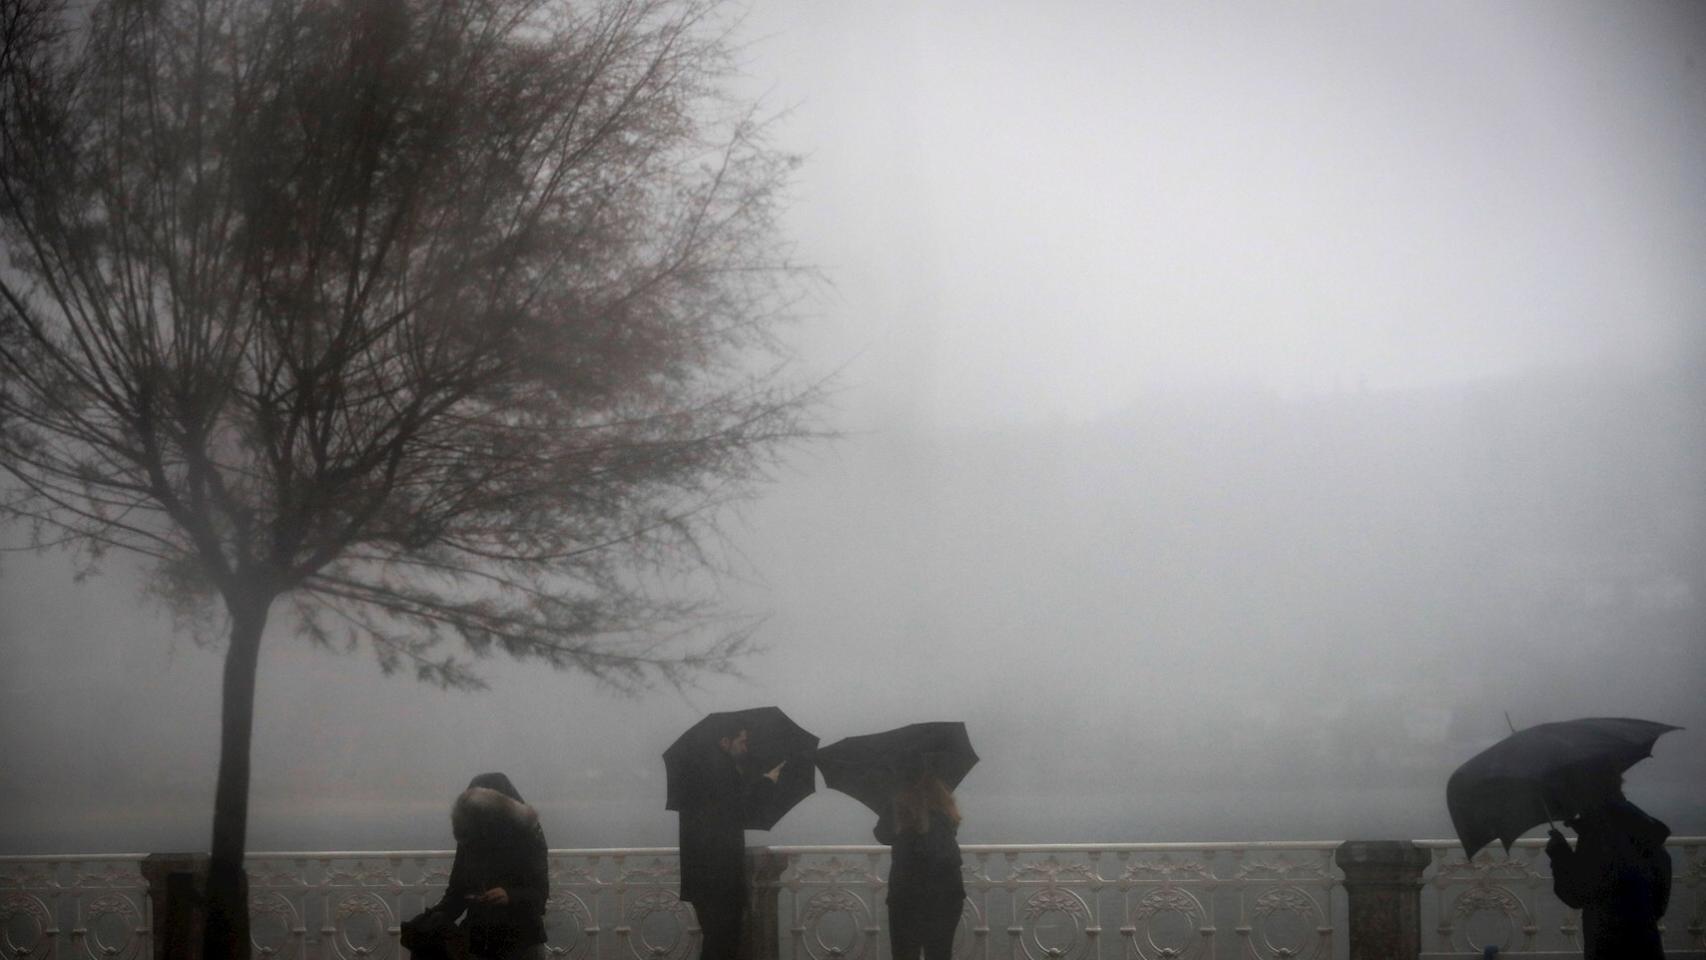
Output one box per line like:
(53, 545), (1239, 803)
(4, 362), (1702, 854)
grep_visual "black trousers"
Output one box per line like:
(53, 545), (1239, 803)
(887, 891), (962, 960)
(690, 888), (745, 960)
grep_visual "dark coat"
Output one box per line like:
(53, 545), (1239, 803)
(1547, 799), (1672, 960)
(875, 810), (965, 904)
(431, 786), (550, 959)
(399, 909), (467, 960)
(676, 752), (774, 906)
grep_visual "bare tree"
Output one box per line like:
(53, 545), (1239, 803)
(0, 0), (818, 954)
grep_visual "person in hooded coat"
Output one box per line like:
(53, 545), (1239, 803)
(1545, 766), (1672, 960)
(428, 773), (550, 960)
(675, 727), (784, 960)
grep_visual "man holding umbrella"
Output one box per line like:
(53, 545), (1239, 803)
(1544, 763), (1672, 960)
(666, 709), (818, 960)
(1446, 717), (1678, 960)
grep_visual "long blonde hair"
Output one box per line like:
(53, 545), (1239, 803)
(893, 773), (961, 834)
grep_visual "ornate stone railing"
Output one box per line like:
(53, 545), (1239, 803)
(766, 842), (1344, 960)
(242, 847), (690, 959)
(4, 839), (1701, 960)
(0, 854), (152, 960)
(1419, 837), (1706, 959)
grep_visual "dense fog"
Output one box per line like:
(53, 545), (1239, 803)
(3, 0), (1704, 853)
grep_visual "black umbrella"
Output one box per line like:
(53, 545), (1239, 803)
(816, 721), (978, 816)
(663, 706), (819, 830)
(1446, 716), (1680, 859)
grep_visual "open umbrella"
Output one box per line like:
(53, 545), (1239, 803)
(816, 721), (978, 816)
(663, 706), (818, 830)
(1446, 716), (1680, 859)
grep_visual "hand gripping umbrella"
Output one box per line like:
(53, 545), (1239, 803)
(816, 721), (979, 816)
(1446, 716), (1680, 859)
(663, 706), (819, 830)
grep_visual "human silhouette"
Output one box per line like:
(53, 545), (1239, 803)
(874, 770), (966, 960)
(676, 727), (784, 960)
(1545, 765), (1671, 960)
(427, 773), (550, 960)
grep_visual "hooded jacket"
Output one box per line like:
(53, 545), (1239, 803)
(431, 785), (550, 958)
(1548, 799), (1672, 960)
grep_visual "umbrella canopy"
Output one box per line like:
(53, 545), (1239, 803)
(816, 721), (979, 816)
(1446, 717), (1680, 859)
(663, 706), (819, 830)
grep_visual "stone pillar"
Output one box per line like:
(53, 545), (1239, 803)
(745, 848), (789, 960)
(1336, 841), (1432, 960)
(141, 853), (210, 960)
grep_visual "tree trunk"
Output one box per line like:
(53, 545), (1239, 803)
(201, 596), (270, 960)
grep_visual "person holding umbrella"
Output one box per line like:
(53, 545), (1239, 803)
(666, 710), (816, 960)
(1544, 762), (1673, 960)
(875, 765), (967, 960)
(817, 722), (978, 960)
(1446, 716), (1679, 960)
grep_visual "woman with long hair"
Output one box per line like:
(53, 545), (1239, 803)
(875, 770), (966, 960)
(427, 772), (551, 960)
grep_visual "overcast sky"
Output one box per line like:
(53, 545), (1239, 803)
(3, 0), (1704, 854)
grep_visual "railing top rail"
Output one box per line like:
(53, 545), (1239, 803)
(1414, 835), (1705, 849)
(5, 838), (1699, 862)
(765, 840), (1347, 855)
(0, 853), (150, 863)
(241, 848), (682, 858)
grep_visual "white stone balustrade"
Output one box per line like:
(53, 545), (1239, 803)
(1419, 837), (1706, 960)
(769, 842), (1345, 960)
(3, 839), (1702, 960)
(0, 854), (151, 960)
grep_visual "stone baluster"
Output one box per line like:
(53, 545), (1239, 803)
(746, 847), (790, 960)
(141, 853), (211, 960)
(1336, 841), (1432, 960)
